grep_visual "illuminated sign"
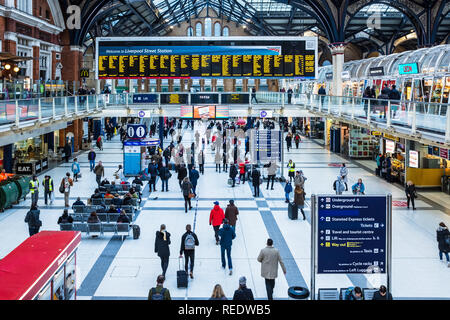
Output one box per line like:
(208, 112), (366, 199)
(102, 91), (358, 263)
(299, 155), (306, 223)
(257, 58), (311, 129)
(409, 150), (419, 168)
(385, 140), (395, 154)
(399, 63), (419, 75)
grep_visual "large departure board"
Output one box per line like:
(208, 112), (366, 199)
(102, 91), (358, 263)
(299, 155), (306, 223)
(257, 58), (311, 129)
(96, 36), (317, 79)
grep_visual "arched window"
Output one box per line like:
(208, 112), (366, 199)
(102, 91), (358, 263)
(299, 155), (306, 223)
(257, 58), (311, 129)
(204, 18), (212, 36)
(222, 26), (229, 36)
(214, 22), (221, 36)
(187, 27), (193, 37)
(195, 22), (202, 36)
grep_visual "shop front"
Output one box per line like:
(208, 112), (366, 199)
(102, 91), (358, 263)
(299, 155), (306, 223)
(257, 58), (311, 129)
(348, 127), (379, 159)
(13, 136), (49, 175)
(381, 133), (406, 184)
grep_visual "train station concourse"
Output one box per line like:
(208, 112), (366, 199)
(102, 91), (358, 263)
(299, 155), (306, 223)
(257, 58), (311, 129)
(0, 0), (450, 309)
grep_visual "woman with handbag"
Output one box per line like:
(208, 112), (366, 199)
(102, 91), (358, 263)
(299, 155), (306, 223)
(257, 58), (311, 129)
(181, 177), (194, 213)
(405, 180), (417, 210)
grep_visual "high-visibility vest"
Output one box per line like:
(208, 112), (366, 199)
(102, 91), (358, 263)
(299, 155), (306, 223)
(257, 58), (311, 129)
(288, 162), (295, 172)
(30, 179), (39, 193)
(48, 178), (53, 192)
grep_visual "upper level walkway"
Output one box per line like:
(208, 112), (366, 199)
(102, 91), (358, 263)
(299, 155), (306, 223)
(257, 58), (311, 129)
(1, 91), (449, 146)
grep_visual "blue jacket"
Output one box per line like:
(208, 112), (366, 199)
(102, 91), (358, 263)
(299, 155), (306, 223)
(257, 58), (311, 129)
(189, 169), (200, 184)
(352, 182), (365, 194)
(284, 182), (293, 193)
(218, 224), (236, 248)
(71, 162), (80, 174)
(148, 164), (159, 177)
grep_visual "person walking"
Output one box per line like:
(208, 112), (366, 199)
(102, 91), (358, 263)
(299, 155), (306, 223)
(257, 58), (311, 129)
(96, 135), (103, 151)
(333, 175), (346, 195)
(219, 218), (236, 275)
(287, 88), (293, 104)
(287, 159), (295, 183)
(209, 201), (225, 245)
(29, 175), (40, 207)
(88, 149), (96, 172)
(189, 165), (200, 196)
(436, 222), (450, 267)
(233, 276), (254, 300)
(266, 161), (279, 190)
(215, 151), (222, 173)
(61, 172), (73, 207)
(148, 275), (171, 300)
(209, 284), (228, 300)
(229, 162), (238, 187)
(181, 177), (193, 213)
(225, 200), (239, 232)
(293, 185), (306, 220)
(251, 87), (258, 104)
(159, 164), (171, 192)
(177, 164), (188, 189)
(179, 224), (199, 279)
(284, 179), (293, 203)
(198, 150), (205, 175)
(251, 166), (261, 197)
(24, 205), (42, 237)
(71, 158), (80, 182)
(285, 133), (292, 152)
(154, 224), (171, 277)
(257, 238), (286, 300)
(43, 175), (54, 205)
(294, 133), (301, 149)
(94, 161), (105, 188)
(64, 142), (71, 163)
(148, 160), (159, 192)
(223, 150), (228, 173)
(195, 130), (200, 146)
(405, 180), (417, 210)
(340, 163), (348, 191)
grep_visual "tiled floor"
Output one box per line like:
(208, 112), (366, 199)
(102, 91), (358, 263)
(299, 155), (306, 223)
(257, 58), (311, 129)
(1, 120), (450, 300)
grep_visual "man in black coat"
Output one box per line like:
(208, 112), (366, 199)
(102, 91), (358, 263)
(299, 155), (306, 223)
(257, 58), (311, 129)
(229, 162), (238, 188)
(251, 166), (261, 197)
(177, 164), (187, 188)
(372, 285), (393, 300)
(233, 277), (254, 300)
(64, 142), (71, 163)
(179, 224), (199, 279)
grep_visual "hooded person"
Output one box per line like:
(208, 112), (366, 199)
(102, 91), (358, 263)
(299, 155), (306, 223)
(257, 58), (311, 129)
(218, 218), (236, 275)
(333, 175), (346, 195)
(209, 201), (225, 245)
(225, 199), (239, 232)
(437, 222), (450, 266)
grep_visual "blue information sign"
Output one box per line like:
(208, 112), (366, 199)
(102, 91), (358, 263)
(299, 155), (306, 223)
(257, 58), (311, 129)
(127, 124), (147, 139)
(132, 94), (158, 104)
(317, 195), (387, 274)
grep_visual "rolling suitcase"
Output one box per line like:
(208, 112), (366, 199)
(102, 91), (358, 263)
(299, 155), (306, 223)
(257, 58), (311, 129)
(132, 225), (140, 239)
(288, 202), (298, 220)
(177, 257), (188, 288)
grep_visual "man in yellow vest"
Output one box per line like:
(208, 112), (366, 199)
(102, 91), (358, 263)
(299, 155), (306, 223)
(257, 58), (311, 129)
(30, 175), (39, 207)
(287, 159), (296, 183)
(43, 175), (54, 205)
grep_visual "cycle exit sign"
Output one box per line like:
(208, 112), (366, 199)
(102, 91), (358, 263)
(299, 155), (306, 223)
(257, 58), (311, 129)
(398, 63), (419, 75)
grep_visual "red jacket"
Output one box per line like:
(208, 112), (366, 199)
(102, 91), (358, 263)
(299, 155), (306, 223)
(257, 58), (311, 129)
(239, 162), (245, 174)
(209, 205), (225, 227)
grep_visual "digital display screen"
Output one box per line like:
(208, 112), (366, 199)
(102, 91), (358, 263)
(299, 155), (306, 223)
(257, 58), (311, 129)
(97, 37), (317, 79)
(193, 105), (215, 119)
(180, 105), (193, 118)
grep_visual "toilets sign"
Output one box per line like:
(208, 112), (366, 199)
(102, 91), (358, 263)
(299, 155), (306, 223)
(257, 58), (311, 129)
(316, 195), (389, 274)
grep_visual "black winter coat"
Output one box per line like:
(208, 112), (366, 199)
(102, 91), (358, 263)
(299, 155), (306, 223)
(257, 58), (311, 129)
(178, 167), (187, 180)
(229, 164), (238, 178)
(155, 231), (171, 258)
(437, 227), (450, 253)
(233, 287), (254, 300)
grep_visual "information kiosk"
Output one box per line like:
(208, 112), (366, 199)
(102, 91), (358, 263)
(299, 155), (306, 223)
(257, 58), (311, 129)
(0, 231), (81, 300)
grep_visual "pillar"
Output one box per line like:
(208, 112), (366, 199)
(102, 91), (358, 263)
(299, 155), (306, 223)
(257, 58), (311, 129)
(73, 119), (80, 152)
(93, 119), (101, 140)
(159, 116), (164, 149)
(59, 129), (66, 146)
(47, 132), (55, 152)
(111, 80), (116, 94)
(3, 144), (13, 173)
(329, 43), (346, 96)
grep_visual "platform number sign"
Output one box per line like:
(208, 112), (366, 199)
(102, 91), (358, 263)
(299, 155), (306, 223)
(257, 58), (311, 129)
(127, 124), (147, 139)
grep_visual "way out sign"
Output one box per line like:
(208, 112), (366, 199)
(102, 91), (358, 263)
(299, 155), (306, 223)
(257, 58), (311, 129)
(127, 124), (147, 139)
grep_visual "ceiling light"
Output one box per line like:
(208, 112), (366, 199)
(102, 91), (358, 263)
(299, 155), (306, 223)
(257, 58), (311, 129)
(4, 64), (11, 70)
(13, 66), (20, 73)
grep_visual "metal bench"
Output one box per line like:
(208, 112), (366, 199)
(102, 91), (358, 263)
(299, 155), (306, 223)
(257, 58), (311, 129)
(117, 223), (130, 241)
(92, 198), (105, 206)
(59, 223), (74, 231)
(363, 288), (378, 300)
(72, 222), (88, 232)
(87, 223), (102, 236)
(72, 205), (86, 213)
(97, 213), (109, 222)
(318, 288), (339, 300)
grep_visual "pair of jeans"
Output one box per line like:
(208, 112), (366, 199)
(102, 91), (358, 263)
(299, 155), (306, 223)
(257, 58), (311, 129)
(266, 175), (275, 189)
(265, 279), (275, 300)
(213, 225), (220, 242)
(31, 192), (39, 207)
(192, 183), (197, 195)
(184, 250), (195, 273)
(184, 195), (191, 212)
(150, 176), (157, 191)
(439, 251), (450, 262)
(44, 191), (52, 205)
(221, 246), (232, 270)
(199, 164), (204, 174)
(285, 192), (290, 202)
(239, 173), (246, 184)
(161, 179), (168, 191)
(96, 175), (102, 187)
(28, 227), (40, 237)
(407, 195), (415, 209)
(89, 160), (95, 171)
(254, 184), (260, 197)
(160, 256), (169, 276)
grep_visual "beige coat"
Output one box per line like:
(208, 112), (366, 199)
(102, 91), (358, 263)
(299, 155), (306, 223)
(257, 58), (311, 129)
(215, 152), (222, 164)
(257, 246), (286, 279)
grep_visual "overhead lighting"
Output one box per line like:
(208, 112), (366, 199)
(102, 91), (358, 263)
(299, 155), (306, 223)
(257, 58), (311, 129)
(4, 64), (11, 70)
(13, 66), (20, 73)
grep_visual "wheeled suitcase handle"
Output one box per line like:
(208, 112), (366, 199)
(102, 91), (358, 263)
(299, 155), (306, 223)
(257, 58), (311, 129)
(178, 256), (184, 271)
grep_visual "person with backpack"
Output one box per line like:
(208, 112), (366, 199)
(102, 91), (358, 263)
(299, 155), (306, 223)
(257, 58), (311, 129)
(179, 224), (199, 279)
(344, 286), (363, 300)
(61, 172), (73, 207)
(159, 163), (171, 192)
(210, 201), (225, 245)
(25, 205), (42, 236)
(189, 165), (200, 197)
(225, 200), (239, 232)
(284, 178), (293, 203)
(294, 133), (301, 149)
(154, 224), (171, 277)
(71, 158), (80, 182)
(405, 180), (417, 210)
(57, 209), (73, 225)
(436, 222), (450, 267)
(333, 176), (346, 195)
(148, 275), (171, 300)
(251, 166), (261, 197)
(219, 218), (236, 276)
(233, 276), (254, 300)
